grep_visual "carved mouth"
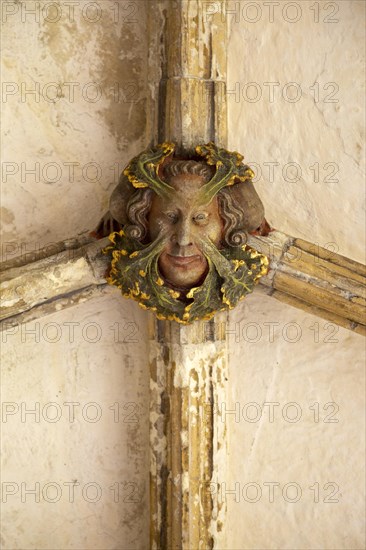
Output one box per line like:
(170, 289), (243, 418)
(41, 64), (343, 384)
(167, 254), (202, 267)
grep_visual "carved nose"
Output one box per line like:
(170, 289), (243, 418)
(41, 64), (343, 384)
(175, 219), (192, 247)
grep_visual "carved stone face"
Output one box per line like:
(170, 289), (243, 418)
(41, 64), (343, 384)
(149, 173), (223, 289)
(104, 142), (269, 324)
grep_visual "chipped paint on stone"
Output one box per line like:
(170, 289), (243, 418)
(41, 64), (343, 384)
(149, 312), (228, 550)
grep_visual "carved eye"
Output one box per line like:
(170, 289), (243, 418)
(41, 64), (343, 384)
(165, 211), (178, 223)
(193, 212), (208, 224)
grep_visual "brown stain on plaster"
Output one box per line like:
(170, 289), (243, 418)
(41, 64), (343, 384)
(190, 369), (199, 393)
(39, 12), (79, 65)
(40, 7), (147, 150)
(162, 345), (170, 366)
(120, 477), (147, 543)
(0, 207), (15, 225)
(216, 362), (222, 385)
(150, 357), (157, 383)
(96, 25), (148, 148)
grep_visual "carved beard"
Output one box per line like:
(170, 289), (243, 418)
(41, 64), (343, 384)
(104, 229), (268, 324)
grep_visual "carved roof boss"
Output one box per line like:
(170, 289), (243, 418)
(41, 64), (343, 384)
(102, 142), (269, 323)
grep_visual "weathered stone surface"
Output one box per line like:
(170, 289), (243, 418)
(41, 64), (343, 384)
(1, 2), (152, 548)
(1, 292), (150, 550)
(0, 238), (109, 324)
(226, 291), (365, 549)
(158, 0), (227, 151)
(1, 1), (365, 549)
(228, 2), (365, 548)
(148, 2), (229, 548)
(248, 231), (366, 333)
(228, 0), (365, 265)
(149, 315), (227, 550)
(1, 0), (149, 262)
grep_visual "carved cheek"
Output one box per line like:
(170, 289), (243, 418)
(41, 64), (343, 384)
(149, 215), (168, 239)
(148, 218), (159, 240)
(204, 217), (222, 245)
(149, 195), (168, 239)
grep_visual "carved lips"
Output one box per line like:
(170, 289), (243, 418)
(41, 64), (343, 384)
(167, 254), (202, 266)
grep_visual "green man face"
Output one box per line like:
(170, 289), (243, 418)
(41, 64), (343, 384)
(104, 142), (269, 324)
(149, 173), (223, 289)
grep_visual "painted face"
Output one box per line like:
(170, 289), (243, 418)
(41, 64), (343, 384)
(148, 173), (223, 289)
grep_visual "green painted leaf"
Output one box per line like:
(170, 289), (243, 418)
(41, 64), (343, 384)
(196, 142), (254, 204)
(183, 257), (223, 321)
(124, 143), (176, 200)
(200, 238), (268, 309)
